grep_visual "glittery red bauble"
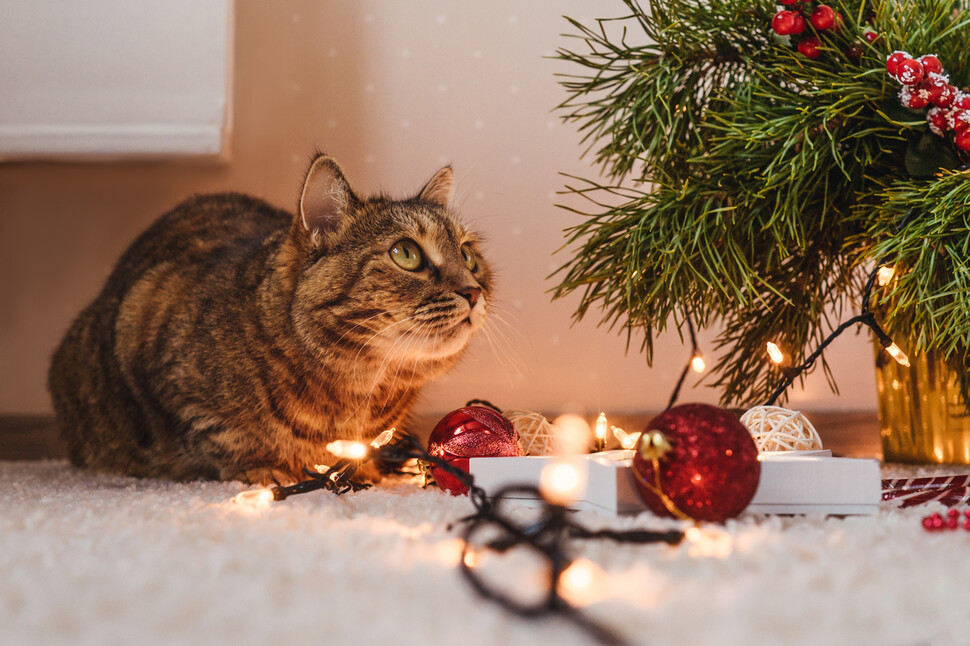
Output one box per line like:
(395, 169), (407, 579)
(632, 404), (761, 523)
(427, 406), (523, 495)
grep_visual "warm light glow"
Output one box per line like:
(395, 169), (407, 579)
(594, 413), (608, 441)
(463, 549), (479, 568)
(552, 414), (592, 455)
(877, 265), (895, 286)
(539, 459), (587, 506)
(685, 526), (734, 559)
(557, 558), (602, 605)
(326, 440), (368, 460)
(612, 426), (641, 450)
(766, 341), (784, 364)
(885, 342), (910, 367)
(691, 354), (706, 373)
(370, 428), (395, 449)
(233, 488), (274, 508)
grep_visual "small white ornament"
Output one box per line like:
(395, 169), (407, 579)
(506, 409), (556, 456)
(740, 405), (823, 452)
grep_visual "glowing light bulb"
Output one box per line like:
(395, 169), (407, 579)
(552, 414), (592, 455)
(233, 488), (274, 507)
(557, 558), (602, 606)
(371, 428), (395, 449)
(325, 440), (368, 460)
(877, 265), (895, 286)
(463, 549), (479, 568)
(612, 426), (641, 450)
(885, 342), (910, 367)
(594, 412), (608, 451)
(691, 354), (706, 373)
(539, 459), (587, 506)
(766, 341), (784, 364)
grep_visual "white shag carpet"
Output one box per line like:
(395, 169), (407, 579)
(2, 460), (968, 646)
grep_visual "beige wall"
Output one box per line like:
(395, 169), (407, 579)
(0, 0), (878, 417)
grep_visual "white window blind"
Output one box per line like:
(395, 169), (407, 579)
(0, 0), (232, 159)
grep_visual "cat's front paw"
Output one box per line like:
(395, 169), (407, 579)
(227, 466), (297, 486)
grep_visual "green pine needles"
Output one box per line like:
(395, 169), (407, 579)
(553, 0), (970, 407)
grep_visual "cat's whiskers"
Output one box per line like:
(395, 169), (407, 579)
(478, 304), (526, 377)
(345, 315), (425, 423)
(332, 305), (412, 346)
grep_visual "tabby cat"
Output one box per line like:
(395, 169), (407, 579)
(48, 154), (491, 484)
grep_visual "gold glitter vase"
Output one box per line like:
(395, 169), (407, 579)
(875, 346), (970, 464)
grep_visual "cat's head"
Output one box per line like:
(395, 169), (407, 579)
(286, 154), (492, 367)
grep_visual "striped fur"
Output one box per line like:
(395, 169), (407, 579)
(48, 155), (491, 484)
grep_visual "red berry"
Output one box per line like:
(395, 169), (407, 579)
(923, 516), (935, 530)
(779, 0), (800, 4)
(810, 4), (836, 30)
(954, 93), (970, 110)
(790, 13), (806, 35)
(887, 51), (911, 77)
(954, 108), (970, 131)
(948, 518), (959, 530)
(772, 10), (797, 35)
(923, 73), (956, 106)
(965, 518), (970, 530)
(949, 508), (960, 518)
(864, 30), (879, 43)
(956, 129), (970, 151)
(899, 85), (929, 109)
(845, 44), (862, 62)
(918, 55), (943, 76)
(927, 106), (950, 135)
(895, 58), (925, 86)
(965, 509), (970, 517)
(798, 37), (821, 59)
(932, 515), (944, 529)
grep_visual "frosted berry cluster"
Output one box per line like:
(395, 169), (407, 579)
(771, 0), (842, 59)
(887, 51), (970, 151)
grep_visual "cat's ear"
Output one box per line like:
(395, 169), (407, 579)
(418, 166), (454, 208)
(299, 154), (357, 244)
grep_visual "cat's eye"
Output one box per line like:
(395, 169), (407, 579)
(460, 243), (477, 272)
(390, 239), (424, 271)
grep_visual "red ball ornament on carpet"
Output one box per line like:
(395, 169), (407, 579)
(631, 404), (761, 523)
(427, 406), (522, 495)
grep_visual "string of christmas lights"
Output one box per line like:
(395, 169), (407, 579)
(244, 429), (684, 646)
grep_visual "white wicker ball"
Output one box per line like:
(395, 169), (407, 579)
(739, 405), (823, 452)
(506, 409), (557, 456)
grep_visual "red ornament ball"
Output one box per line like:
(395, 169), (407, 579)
(810, 4), (836, 30)
(886, 51), (911, 77)
(427, 406), (522, 495)
(631, 404), (761, 523)
(798, 37), (822, 60)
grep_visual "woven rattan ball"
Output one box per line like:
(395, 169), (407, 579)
(505, 409), (557, 456)
(739, 405), (823, 452)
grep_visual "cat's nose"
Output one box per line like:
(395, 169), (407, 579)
(457, 286), (481, 306)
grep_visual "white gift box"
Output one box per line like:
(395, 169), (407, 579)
(468, 450), (881, 516)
